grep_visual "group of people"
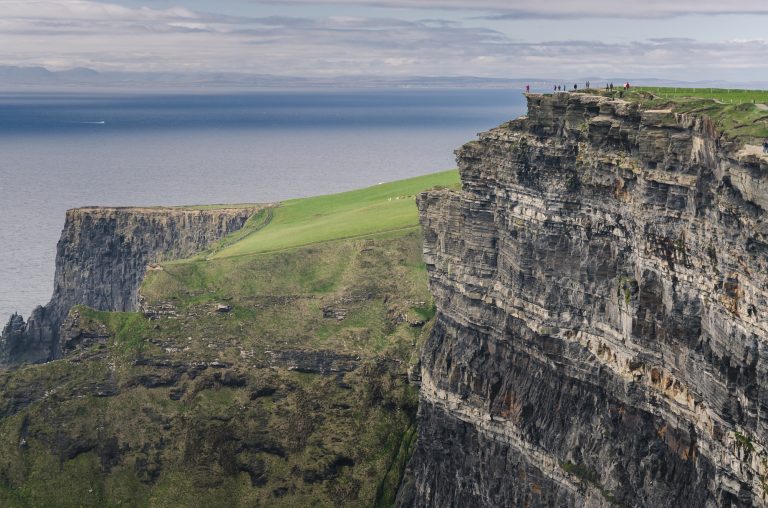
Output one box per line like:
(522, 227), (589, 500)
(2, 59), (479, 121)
(524, 81), (632, 94)
(549, 83), (584, 92)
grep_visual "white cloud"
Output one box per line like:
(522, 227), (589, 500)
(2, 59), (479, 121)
(0, 0), (766, 81)
(251, 0), (768, 18)
(0, 0), (198, 20)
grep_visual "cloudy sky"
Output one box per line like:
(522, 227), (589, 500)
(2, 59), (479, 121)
(1, 0), (767, 81)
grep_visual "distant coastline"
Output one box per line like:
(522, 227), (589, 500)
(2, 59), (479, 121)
(1, 65), (767, 92)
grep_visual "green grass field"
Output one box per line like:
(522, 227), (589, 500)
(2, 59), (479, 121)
(206, 170), (460, 259)
(141, 170), (458, 358)
(634, 87), (768, 105)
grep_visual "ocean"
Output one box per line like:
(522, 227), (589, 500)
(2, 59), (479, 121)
(0, 89), (527, 320)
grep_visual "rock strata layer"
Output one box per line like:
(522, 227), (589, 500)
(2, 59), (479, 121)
(399, 93), (768, 506)
(1, 206), (257, 365)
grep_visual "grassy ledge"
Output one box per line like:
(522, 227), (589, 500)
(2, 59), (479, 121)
(206, 169), (460, 259)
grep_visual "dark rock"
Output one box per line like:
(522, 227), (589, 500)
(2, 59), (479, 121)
(92, 382), (119, 398)
(187, 364), (207, 379)
(218, 371), (247, 387)
(58, 309), (110, 357)
(135, 455), (162, 484)
(0, 308), (56, 365)
(272, 487), (289, 498)
(250, 386), (277, 399)
(0, 313), (28, 364)
(125, 373), (180, 389)
(322, 307), (347, 320)
(268, 350), (360, 375)
(402, 93), (768, 506)
(99, 436), (121, 473)
(302, 456), (355, 484)
(56, 432), (96, 462)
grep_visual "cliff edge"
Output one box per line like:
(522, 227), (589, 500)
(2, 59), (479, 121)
(1, 206), (258, 365)
(400, 93), (768, 506)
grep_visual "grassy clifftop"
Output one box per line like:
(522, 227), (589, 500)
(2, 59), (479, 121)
(0, 170), (458, 508)
(588, 86), (768, 144)
(203, 170), (460, 259)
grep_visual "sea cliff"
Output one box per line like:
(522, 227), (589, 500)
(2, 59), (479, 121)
(400, 93), (768, 506)
(1, 206), (257, 365)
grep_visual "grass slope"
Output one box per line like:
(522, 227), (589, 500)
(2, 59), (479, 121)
(208, 169), (460, 259)
(0, 170), (456, 508)
(633, 87), (768, 105)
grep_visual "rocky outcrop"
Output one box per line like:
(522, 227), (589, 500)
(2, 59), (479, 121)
(268, 350), (361, 374)
(1, 206), (258, 366)
(400, 93), (768, 506)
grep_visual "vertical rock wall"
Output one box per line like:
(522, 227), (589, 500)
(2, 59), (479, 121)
(400, 93), (768, 507)
(1, 206), (258, 365)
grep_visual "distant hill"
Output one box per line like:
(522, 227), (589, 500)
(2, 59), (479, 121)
(0, 65), (765, 90)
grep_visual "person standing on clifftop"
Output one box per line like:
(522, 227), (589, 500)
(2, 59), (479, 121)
(586, 81), (590, 89)
(526, 84), (530, 93)
(573, 83), (578, 91)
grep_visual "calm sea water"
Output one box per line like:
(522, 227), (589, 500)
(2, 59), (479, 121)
(0, 89), (526, 319)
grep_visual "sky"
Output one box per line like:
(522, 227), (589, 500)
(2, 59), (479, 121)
(1, 0), (767, 82)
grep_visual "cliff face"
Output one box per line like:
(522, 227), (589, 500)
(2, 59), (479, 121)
(1, 206), (257, 365)
(400, 93), (768, 506)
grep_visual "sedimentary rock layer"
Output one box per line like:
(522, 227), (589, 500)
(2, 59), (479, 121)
(400, 93), (768, 506)
(1, 206), (257, 365)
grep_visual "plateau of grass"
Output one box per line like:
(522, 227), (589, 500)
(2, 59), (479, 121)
(208, 169), (460, 259)
(633, 87), (768, 105)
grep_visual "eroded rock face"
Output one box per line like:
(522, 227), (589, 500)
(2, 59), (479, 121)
(400, 93), (768, 507)
(1, 206), (258, 365)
